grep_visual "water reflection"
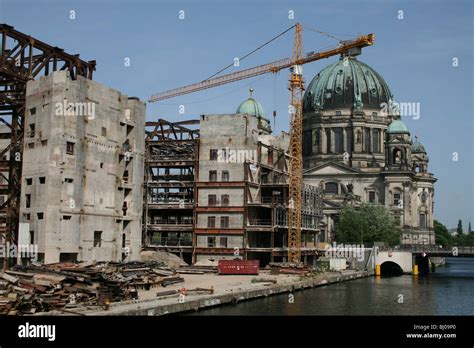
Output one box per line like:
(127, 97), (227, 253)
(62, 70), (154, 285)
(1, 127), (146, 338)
(187, 258), (474, 316)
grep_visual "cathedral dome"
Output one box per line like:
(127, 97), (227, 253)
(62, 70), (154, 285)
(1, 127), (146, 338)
(303, 56), (393, 112)
(387, 119), (410, 134)
(411, 137), (426, 153)
(236, 88), (266, 118)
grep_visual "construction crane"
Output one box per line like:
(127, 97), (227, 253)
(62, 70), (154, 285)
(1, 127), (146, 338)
(149, 23), (374, 264)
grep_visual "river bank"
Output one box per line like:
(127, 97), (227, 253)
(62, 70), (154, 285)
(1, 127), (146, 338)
(40, 269), (369, 316)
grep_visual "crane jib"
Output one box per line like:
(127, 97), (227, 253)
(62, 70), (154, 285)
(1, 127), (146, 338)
(148, 33), (374, 103)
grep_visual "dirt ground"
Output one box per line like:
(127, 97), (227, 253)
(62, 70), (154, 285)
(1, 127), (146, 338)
(138, 270), (301, 300)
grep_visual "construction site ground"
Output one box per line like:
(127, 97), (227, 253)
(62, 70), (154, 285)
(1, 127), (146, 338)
(45, 269), (369, 316)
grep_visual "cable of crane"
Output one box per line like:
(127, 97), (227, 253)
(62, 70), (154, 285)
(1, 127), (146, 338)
(203, 24), (296, 81)
(303, 25), (361, 41)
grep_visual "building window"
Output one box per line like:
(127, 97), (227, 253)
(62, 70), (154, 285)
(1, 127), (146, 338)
(372, 129), (380, 153)
(209, 170), (217, 182)
(369, 191), (376, 203)
(207, 216), (216, 228)
(268, 149), (273, 165)
(39, 177), (46, 184)
(65, 178), (74, 183)
(25, 194), (31, 208)
(208, 194), (217, 206)
(419, 213), (427, 229)
(220, 216), (229, 228)
(207, 236), (216, 248)
(302, 131), (311, 156)
(122, 234), (126, 248)
(0, 196), (4, 206)
(26, 178), (32, 185)
(220, 237), (228, 248)
(94, 231), (102, 247)
(324, 182), (339, 194)
(63, 215), (72, 220)
(210, 149), (218, 161)
(24, 213), (30, 221)
(66, 141), (75, 155)
(326, 129), (331, 153)
(222, 170), (229, 182)
(393, 193), (401, 206)
(334, 128), (343, 154)
(30, 107), (36, 116)
(37, 212), (44, 220)
(30, 230), (34, 244)
(29, 124), (35, 138)
(364, 128), (370, 153)
(221, 194), (229, 206)
(101, 127), (107, 137)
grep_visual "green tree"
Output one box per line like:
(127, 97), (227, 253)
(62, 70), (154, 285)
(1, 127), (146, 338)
(457, 219), (463, 234)
(434, 220), (453, 247)
(469, 221), (472, 234)
(335, 204), (400, 246)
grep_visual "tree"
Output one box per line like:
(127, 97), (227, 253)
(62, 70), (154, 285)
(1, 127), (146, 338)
(335, 204), (400, 246)
(434, 220), (453, 247)
(457, 219), (463, 235)
(469, 221), (472, 234)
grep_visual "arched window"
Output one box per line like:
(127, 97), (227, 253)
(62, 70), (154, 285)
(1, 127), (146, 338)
(334, 128), (343, 154)
(393, 148), (402, 164)
(324, 182), (339, 194)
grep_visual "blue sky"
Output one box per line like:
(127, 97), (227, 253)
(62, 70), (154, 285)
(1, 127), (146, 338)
(1, 0), (472, 229)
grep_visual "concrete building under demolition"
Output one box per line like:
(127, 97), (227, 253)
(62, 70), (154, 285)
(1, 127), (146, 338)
(20, 71), (145, 264)
(143, 90), (323, 266)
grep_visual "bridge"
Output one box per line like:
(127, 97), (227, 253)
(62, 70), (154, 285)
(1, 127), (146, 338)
(374, 245), (474, 275)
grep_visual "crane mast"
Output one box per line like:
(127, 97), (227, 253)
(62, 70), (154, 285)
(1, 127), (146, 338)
(287, 23), (304, 264)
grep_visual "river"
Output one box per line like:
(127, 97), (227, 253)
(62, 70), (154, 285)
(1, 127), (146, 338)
(188, 257), (474, 315)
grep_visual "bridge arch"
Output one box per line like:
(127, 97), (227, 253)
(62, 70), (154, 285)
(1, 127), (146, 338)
(380, 261), (403, 276)
(375, 251), (413, 274)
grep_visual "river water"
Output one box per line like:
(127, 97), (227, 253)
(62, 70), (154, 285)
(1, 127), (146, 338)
(189, 257), (474, 315)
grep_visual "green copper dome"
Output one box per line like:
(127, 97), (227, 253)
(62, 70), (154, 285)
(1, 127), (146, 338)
(411, 137), (426, 153)
(303, 56), (393, 112)
(387, 119), (410, 134)
(236, 88), (266, 118)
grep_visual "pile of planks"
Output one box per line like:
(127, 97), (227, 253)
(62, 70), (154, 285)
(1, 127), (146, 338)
(0, 261), (179, 315)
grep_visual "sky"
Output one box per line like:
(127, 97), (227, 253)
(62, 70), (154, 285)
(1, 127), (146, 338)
(1, 0), (472, 230)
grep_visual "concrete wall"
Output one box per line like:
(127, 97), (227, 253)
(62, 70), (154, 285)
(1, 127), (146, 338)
(21, 71), (145, 264)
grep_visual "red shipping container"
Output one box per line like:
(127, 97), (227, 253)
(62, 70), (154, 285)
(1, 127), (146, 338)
(218, 260), (259, 275)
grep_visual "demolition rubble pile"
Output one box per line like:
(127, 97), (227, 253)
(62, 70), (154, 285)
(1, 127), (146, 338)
(0, 261), (184, 315)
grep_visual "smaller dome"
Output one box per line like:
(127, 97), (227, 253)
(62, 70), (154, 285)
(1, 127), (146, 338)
(411, 137), (426, 153)
(388, 119), (410, 134)
(236, 88), (266, 118)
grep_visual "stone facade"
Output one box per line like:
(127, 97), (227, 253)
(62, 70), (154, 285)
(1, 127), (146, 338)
(302, 56), (436, 245)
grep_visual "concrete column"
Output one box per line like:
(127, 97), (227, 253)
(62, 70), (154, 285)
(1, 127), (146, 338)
(343, 128), (347, 152)
(380, 129), (384, 154)
(330, 128), (335, 154)
(369, 128), (373, 153)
